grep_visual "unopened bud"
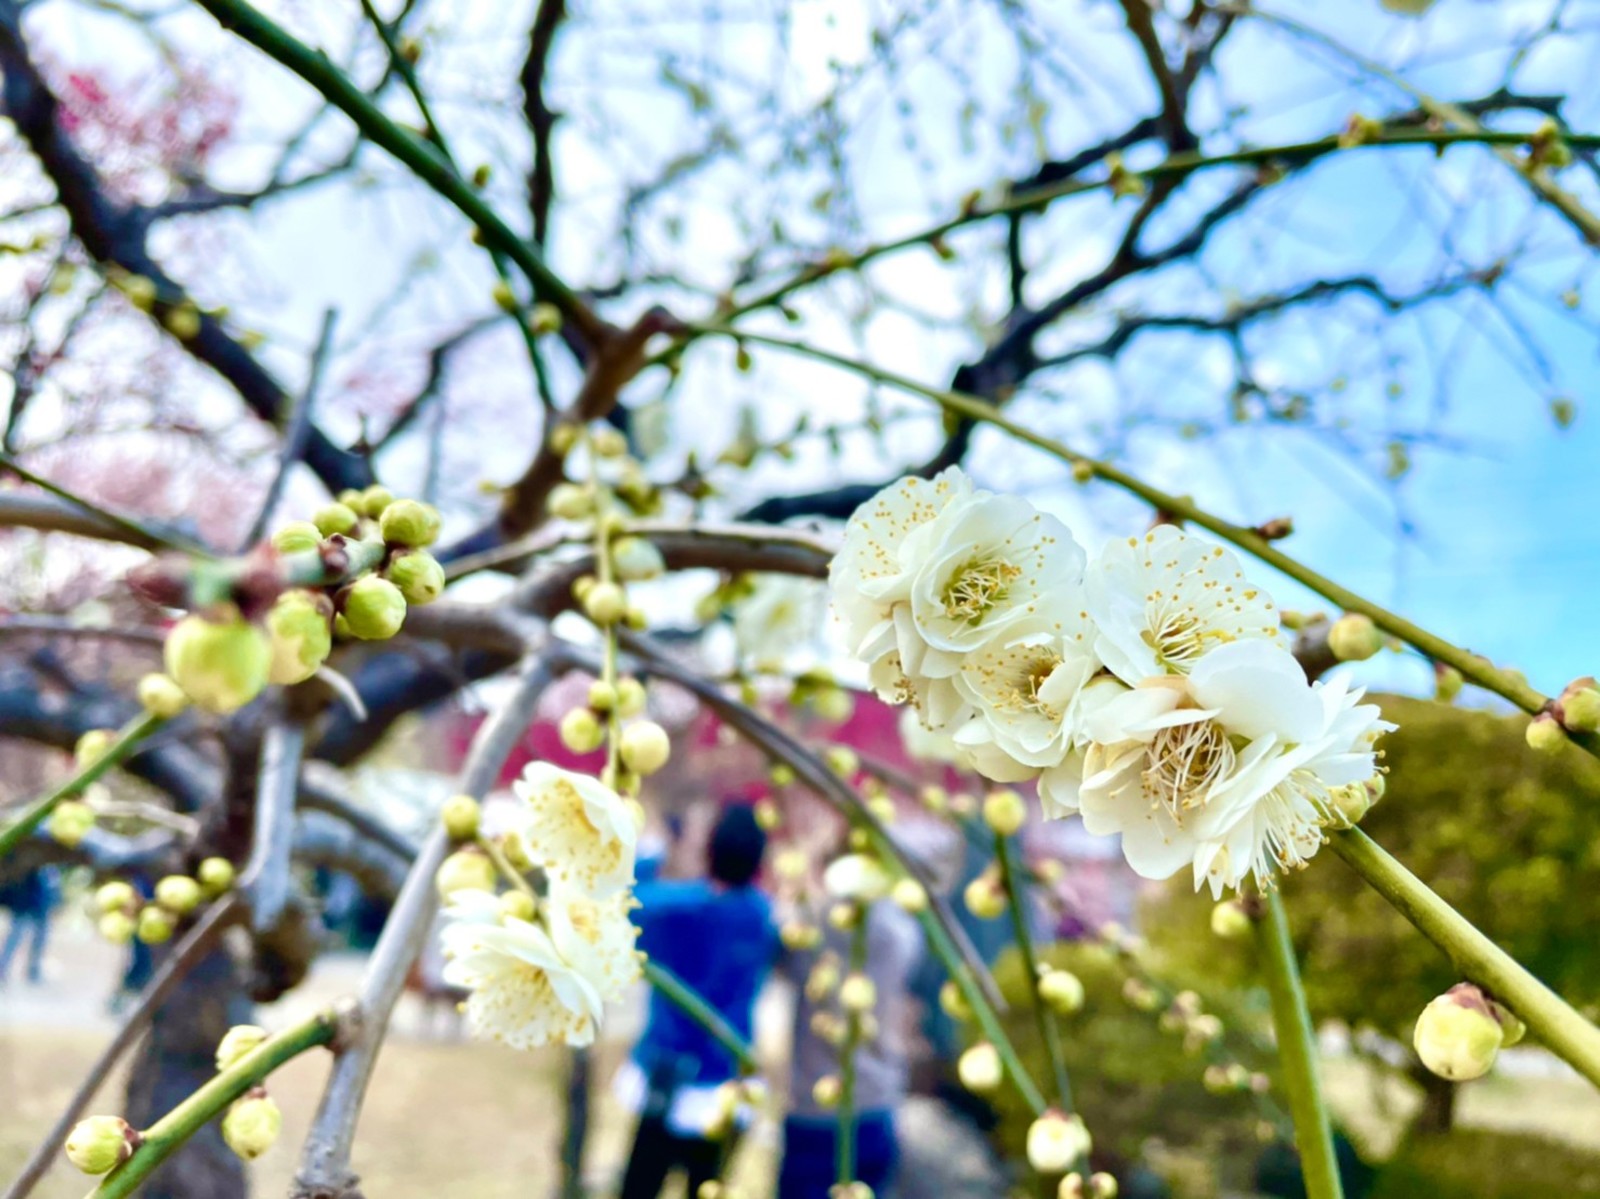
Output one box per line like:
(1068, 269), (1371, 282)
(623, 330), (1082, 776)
(939, 979), (971, 1021)
(271, 522), (322, 555)
(1560, 682), (1600, 733)
(74, 728), (116, 768)
(165, 616), (272, 714)
(98, 911), (136, 945)
(312, 502), (359, 537)
(1433, 663), (1464, 702)
(754, 799), (780, 831)
(95, 880), (137, 914)
(1325, 780), (1376, 827)
(1210, 899), (1253, 939)
(1089, 1173), (1118, 1198)
(612, 677), (646, 718)
(891, 878), (927, 913)
(499, 890), (538, 923)
(612, 537), (666, 582)
(823, 746), (859, 777)
(137, 673), (189, 718)
(221, 1094), (282, 1160)
(770, 762), (796, 787)
(266, 590), (332, 685)
(964, 875), (1007, 920)
(780, 921), (822, 951)
(620, 720), (671, 775)
(379, 499), (442, 548)
(136, 905), (176, 944)
(1038, 969), (1085, 1016)
(436, 848), (497, 897)
(592, 427), (627, 458)
(559, 707), (605, 754)
(154, 875), (202, 915)
(357, 486), (394, 518)
(341, 576), (407, 641)
(822, 854), (890, 902)
(812, 1075), (842, 1108)
(983, 789), (1027, 836)
(1488, 999), (1526, 1047)
(492, 280), (518, 312)
(48, 800), (95, 848)
(547, 482), (593, 521)
(840, 974), (877, 1013)
(1414, 983), (1503, 1081)
(827, 901), (860, 930)
(385, 550), (446, 605)
(440, 794), (481, 841)
(583, 581), (628, 625)
(1328, 613), (1384, 662)
(64, 1116), (138, 1175)
(1027, 1110), (1091, 1174)
(1058, 1175), (1085, 1199)
(198, 857), (235, 896)
(215, 1025), (269, 1072)
(957, 1042), (1003, 1094)
(531, 303), (562, 336)
(812, 686), (855, 724)
(1526, 712), (1567, 753)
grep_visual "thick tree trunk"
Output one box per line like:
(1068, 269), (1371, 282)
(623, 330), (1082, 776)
(124, 941), (253, 1199)
(1410, 1064), (1456, 1135)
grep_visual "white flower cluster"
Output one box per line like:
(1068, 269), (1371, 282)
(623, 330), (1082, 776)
(439, 763), (642, 1048)
(830, 468), (1391, 896)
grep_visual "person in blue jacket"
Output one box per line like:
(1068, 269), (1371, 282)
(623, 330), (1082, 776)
(618, 803), (777, 1199)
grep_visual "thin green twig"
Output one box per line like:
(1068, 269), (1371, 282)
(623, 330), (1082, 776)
(641, 960), (759, 1075)
(1256, 890), (1342, 1199)
(835, 917), (869, 1187)
(995, 831), (1074, 1114)
(0, 713), (166, 861)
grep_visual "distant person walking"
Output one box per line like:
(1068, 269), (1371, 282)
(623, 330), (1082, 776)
(0, 865), (58, 985)
(617, 803), (779, 1199)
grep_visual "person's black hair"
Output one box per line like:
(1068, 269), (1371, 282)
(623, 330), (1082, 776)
(708, 803), (766, 887)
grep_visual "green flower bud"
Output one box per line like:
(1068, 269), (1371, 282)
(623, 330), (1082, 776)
(964, 875), (1007, 920)
(492, 280), (518, 313)
(531, 302), (562, 336)
(64, 1116), (137, 1175)
(1210, 899), (1253, 939)
(1433, 663), (1464, 703)
(939, 979), (971, 1022)
(1324, 780), (1376, 828)
(611, 536), (666, 582)
(98, 910), (136, 945)
(983, 789), (1027, 837)
(48, 800), (95, 848)
(559, 707), (605, 754)
(198, 857), (236, 896)
(890, 878), (927, 913)
(74, 728), (116, 769)
(592, 427), (627, 458)
(266, 591), (333, 685)
(812, 1075), (842, 1109)
(95, 880), (137, 914)
(1414, 983), (1503, 1081)
(312, 502), (359, 537)
(384, 549), (446, 606)
(823, 745), (858, 777)
(359, 485), (395, 518)
(547, 482), (593, 521)
(1489, 999), (1526, 1048)
(336, 488), (364, 509)
(840, 973), (876, 1013)
(1561, 684), (1600, 733)
(1089, 1173), (1118, 1199)
(164, 616), (272, 714)
(498, 830), (534, 873)
(137, 673), (189, 719)
(587, 680), (617, 711)
(156, 877), (204, 909)
(136, 905), (176, 945)
(619, 720), (671, 775)
(379, 499), (441, 548)
(1328, 613), (1384, 662)
(164, 303), (201, 340)
(1038, 969), (1086, 1016)
(440, 793), (481, 841)
(614, 676), (647, 718)
(221, 1094), (282, 1160)
(582, 581), (628, 625)
(957, 1042), (1003, 1094)
(340, 576), (407, 641)
(271, 522), (323, 555)
(154, 875), (203, 915)
(1526, 712), (1567, 753)
(812, 687), (855, 724)
(435, 848), (497, 897)
(215, 1025), (270, 1071)
(499, 891), (538, 923)
(770, 762), (796, 788)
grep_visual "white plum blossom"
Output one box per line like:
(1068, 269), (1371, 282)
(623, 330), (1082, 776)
(509, 762), (639, 897)
(1066, 640), (1391, 895)
(543, 875), (643, 1003)
(1086, 525), (1284, 685)
(733, 573), (825, 670)
(439, 890), (605, 1049)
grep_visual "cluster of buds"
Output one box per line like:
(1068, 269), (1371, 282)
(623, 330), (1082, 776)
(1413, 982), (1524, 1081)
(1025, 1109), (1092, 1174)
(1201, 1061), (1268, 1097)
(135, 486), (447, 716)
(1153, 989), (1225, 1055)
(1057, 1171), (1118, 1198)
(1528, 676), (1600, 753)
(92, 857), (234, 946)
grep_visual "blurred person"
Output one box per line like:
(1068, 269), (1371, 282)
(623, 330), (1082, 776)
(0, 864), (58, 984)
(778, 886), (925, 1198)
(616, 802), (778, 1199)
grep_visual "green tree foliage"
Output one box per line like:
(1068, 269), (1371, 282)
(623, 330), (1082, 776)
(1368, 1130), (1600, 1199)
